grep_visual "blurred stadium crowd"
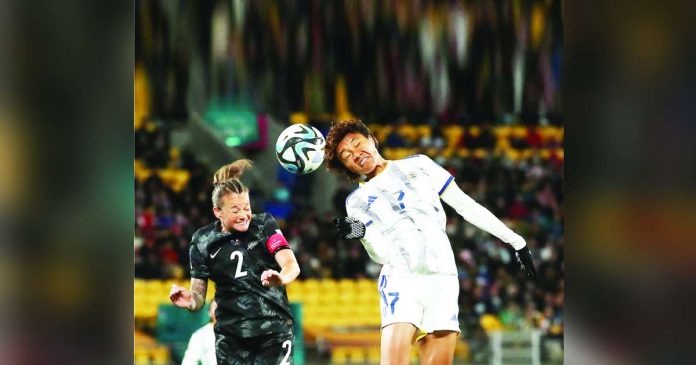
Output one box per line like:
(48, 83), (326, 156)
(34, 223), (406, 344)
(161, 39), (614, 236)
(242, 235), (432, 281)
(136, 0), (561, 122)
(136, 0), (563, 362)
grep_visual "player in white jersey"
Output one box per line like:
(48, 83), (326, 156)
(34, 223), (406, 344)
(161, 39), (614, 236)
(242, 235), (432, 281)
(324, 120), (536, 365)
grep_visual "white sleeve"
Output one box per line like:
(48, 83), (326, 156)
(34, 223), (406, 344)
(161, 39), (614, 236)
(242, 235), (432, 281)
(181, 329), (205, 365)
(414, 155), (455, 196)
(440, 182), (527, 250)
(347, 198), (391, 264)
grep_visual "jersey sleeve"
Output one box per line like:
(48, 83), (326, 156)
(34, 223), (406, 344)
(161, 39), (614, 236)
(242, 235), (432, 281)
(261, 214), (291, 255)
(346, 194), (391, 264)
(440, 182), (527, 250)
(189, 243), (210, 279)
(180, 327), (206, 365)
(413, 155), (454, 196)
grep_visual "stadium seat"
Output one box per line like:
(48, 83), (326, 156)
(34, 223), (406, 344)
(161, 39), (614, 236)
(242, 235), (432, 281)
(134, 353), (149, 365)
(331, 347), (348, 364)
(443, 125), (464, 147)
(455, 340), (471, 361)
(319, 278), (338, 291)
(480, 314), (503, 333)
(356, 278), (374, 291)
(366, 346), (381, 363)
(416, 125), (431, 139)
(347, 346), (366, 363)
(150, 346), (170, 365)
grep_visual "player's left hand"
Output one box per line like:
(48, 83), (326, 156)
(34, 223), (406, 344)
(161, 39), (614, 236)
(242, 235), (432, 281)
(515, 247), (537, 279)
(333, 217), (365, 239)
(261, 269), (283, 287)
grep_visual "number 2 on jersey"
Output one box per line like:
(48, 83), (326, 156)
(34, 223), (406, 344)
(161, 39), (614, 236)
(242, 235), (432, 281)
(279, 340), (292, 365)
(229, 251), (248, 278)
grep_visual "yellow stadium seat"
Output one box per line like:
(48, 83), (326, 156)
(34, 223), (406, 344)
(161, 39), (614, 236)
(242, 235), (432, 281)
(480, 314), (503, 332)
(398, 124), (419, 143)
(377, 125), (392, 142)
(417, 125), (431, 139)
(337, 278), (356, 290)
(468, 126), (481, 138)
(473, 149), (489, 159)
(367, 346), (381, 364)
(134, 352), (149, 365)
(331, 347), (348, 364)
(540, 149), (551, 160)
(348, 346), (366, 363)
(456, 148), (470, 158)
(303, 279), (320, 291)
(290, 112), (308, 124)
(319, 278), (338, 290)
(356, 278), (375, 290)
(512, 126), (527, 138)
(286, 290), (303, 303)
(496, 137), (511, 150)
(505, 149), (521, 162)
(151, 346), (170, 365)
(455, 340), (471, 360)
(494, 126), (511, 138)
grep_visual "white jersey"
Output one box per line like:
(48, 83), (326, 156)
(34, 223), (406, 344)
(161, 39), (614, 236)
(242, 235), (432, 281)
(346, 155), (457, 276)
(181, 323), (217, 365)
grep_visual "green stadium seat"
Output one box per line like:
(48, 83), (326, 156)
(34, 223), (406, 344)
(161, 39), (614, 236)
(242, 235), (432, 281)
(156, 303), (211, 361)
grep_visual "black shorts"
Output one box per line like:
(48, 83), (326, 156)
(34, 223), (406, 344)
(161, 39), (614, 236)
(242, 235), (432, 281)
(215, 329), (294, 365)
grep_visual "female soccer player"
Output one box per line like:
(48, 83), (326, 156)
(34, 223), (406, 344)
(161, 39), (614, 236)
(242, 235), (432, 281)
(169, 159), (300, 364)
(325, 120), (536, 365)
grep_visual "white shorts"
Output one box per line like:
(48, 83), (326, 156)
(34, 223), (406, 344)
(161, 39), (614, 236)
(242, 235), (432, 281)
(377, 268), (461, 334)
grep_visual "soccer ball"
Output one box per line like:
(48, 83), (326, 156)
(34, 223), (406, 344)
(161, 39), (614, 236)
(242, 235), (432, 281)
(275, 124), (326, 174)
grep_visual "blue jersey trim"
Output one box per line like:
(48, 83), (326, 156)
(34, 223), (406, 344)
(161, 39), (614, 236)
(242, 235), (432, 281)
(403, 154), (424, 160)
(366, 220), (373, 227)
(438, 175), (454, 196)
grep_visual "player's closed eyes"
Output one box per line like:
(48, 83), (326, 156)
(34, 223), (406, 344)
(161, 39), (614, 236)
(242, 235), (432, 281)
(231, 206), (250, 214)
(340, 139), (362, 161)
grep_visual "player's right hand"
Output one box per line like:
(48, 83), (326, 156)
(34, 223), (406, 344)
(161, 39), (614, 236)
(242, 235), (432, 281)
(169, 284), (193, 308)
(333, 217), (366, 239)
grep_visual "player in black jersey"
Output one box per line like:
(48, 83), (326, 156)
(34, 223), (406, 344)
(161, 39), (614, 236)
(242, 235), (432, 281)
(169, 159), (300, 365)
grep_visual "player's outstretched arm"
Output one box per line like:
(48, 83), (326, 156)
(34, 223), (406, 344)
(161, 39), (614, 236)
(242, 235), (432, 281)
(440, 182), (537, 278)
(169, 278), (208, 311)
(262, 249), (300, 287)
(440, 182), (526, 249)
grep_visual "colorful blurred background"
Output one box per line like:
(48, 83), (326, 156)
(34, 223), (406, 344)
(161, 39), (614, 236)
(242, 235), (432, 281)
(134, 1), (563, 364)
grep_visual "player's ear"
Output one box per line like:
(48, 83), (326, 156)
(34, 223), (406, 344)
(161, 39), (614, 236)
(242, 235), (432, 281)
(213, 206), (222, 219)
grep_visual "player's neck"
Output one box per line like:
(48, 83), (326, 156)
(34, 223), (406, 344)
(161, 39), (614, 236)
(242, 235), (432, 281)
(366, 159), (390, 181)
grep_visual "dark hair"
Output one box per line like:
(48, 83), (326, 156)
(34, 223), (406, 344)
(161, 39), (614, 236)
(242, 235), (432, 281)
(324, 120), (377, 182)
(211, 159), (253, 208)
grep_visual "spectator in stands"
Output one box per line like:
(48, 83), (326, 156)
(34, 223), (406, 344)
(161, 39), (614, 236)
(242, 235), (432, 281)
(181, 300), (218, 365)
(324, 120), (537, 365)
(169, 159), (300, 364)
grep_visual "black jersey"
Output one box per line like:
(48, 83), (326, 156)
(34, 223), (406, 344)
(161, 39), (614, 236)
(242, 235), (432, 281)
(189, 213), (293, 338)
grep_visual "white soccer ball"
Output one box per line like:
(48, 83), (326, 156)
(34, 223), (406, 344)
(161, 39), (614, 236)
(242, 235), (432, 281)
(275, 124), (326, 174)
